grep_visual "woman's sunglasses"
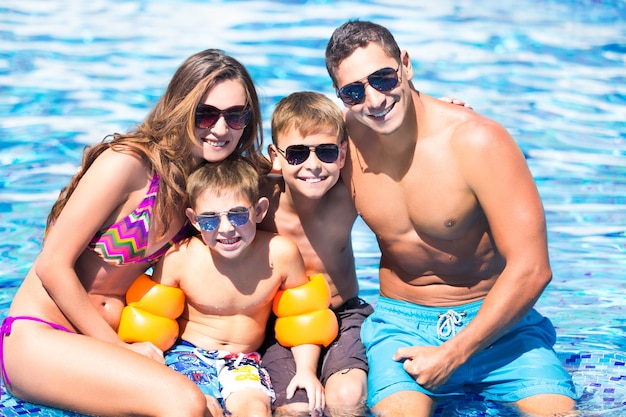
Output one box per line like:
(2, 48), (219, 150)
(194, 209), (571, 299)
(336, 64), (401, 106)
(195, 206), (251, 231)
(275, 144), (339, 166)
(195, 104), (251, 130)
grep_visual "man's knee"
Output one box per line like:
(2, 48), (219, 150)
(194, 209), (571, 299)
(515, 393), (576, 416)
(371, 390), (434, 417)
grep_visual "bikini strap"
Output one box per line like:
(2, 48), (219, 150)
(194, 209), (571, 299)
(0, 316), (73, 392)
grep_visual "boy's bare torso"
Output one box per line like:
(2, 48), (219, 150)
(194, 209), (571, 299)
(260, 176), (360, 309)
(156, 232), (286, 353)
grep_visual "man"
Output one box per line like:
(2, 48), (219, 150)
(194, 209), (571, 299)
(324, 20), (578, 417)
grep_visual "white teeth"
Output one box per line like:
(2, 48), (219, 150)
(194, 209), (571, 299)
(205, 140), (226, 147)
(373, 107), (392, 118)
(302, 177), (324, 183)
(219, 237), (239, 245)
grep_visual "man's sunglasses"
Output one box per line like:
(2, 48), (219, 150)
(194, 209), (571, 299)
(195, 104), (251, 130)
(195, 206), (251, 231)
(275, 144), (339, 166)
(336, 64), (401, 106)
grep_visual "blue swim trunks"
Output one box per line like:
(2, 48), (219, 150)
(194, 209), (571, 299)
(361, 297), (578, 407)
(164, 340), (275, 408)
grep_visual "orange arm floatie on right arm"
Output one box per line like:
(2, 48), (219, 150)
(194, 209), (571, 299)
(272, 273), (339, 347)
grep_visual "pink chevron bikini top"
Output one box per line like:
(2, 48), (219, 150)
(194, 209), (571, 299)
(87, 173), (188, 265)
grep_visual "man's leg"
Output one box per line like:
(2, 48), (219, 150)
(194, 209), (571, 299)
(371, 390), (435, 417)
(515, 393), (576, 416)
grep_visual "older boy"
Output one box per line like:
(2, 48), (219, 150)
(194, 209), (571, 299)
(259, 91), (373, 416)
(151, 157), (324, 417)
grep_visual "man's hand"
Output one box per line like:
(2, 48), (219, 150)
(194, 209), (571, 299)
(393, 345), (459, 391)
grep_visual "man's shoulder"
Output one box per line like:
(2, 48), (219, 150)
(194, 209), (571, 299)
(450, 111), (512, 151)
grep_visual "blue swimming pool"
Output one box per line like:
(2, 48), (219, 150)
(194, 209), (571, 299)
(1, 0), (625, 415)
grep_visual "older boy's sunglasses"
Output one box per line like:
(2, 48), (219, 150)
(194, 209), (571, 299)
(336, 64), (401, 106)
(195, 206), (251, 231)
(275, 144), (339, 166)
(195, 104), (251, 130)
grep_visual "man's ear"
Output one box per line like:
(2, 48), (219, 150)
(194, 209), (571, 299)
(253, 197), (270, 223)
(401, 49), (413, 81)
(185, 207), (200, 231)
(267, 144), (282, 174)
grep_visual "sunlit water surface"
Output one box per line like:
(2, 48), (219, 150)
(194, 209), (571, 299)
(1, 0), (625, 415)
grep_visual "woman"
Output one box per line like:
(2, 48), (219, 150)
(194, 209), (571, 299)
(1, 49), (268, 417)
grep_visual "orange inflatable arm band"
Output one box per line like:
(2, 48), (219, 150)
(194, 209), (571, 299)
(117, 274), (185, 351)
(272, 273), (331, 317)
(272, 274), (338, 347)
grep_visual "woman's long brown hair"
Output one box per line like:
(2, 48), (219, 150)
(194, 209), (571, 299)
(45, 49), (269, 240)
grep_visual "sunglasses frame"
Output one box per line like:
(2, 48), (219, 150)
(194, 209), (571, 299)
(194, 104), (251, 130)
(275, 143), (340, 166)
(336, 63), (402, 106)
(195, 206), (252, 231)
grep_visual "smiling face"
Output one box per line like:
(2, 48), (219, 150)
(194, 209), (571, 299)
(270, 126), (346, 201)
(186, 188), (267, 260)
(192, 78), (249, 163)
(333, 43), (413, 136)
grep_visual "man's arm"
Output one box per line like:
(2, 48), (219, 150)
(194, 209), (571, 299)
(395, 119), (551, 389)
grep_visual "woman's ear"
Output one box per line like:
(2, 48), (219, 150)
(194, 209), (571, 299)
(253, 197), (270, 223)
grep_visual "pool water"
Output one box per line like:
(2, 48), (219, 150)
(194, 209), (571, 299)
(1, 0), (625, 415)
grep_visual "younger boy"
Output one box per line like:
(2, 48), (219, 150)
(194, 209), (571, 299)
(259, 91), (374, 416)
(151, 157), (325, 417)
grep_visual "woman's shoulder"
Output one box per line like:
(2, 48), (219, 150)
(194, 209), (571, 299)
(87, 147), (153, 188)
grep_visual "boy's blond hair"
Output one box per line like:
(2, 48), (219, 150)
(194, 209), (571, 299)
(271, 91), (346, 145)
(186, 156), (260, 209)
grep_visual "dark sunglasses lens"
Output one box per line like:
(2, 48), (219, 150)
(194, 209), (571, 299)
(338, 83), (365, 105)
(195, 111), (220, 129)
(197, 215), (219, 231)
(284, 145), (339, 165)
(285, 146), (311, 165)
(224, 109), (251, 130)
(337, 67), (399, 105)
(315, 144), (339, 163)
(227, 207), (250, 226)
(195, 106), (250, 129)
(369, 68), (399, 92)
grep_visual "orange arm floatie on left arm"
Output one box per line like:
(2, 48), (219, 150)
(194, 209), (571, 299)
(272, 273), (339, 347)
(117, 273), (185, 351)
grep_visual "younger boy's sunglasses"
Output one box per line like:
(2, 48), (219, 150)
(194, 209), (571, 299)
(336, 64), (401, 106)
(195, 206), (251, 231)
(275, 144), (339, 166)
(195, 104), (251, 130)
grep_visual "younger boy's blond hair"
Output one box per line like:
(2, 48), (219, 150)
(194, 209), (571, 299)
(186, 156), (260, 209)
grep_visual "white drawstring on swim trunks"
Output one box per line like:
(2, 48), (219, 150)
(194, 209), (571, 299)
(437, 310), (467, 339)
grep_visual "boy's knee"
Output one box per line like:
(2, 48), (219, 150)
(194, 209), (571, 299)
(326, 383), (366, 406)
(325, 369), (367, 406)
